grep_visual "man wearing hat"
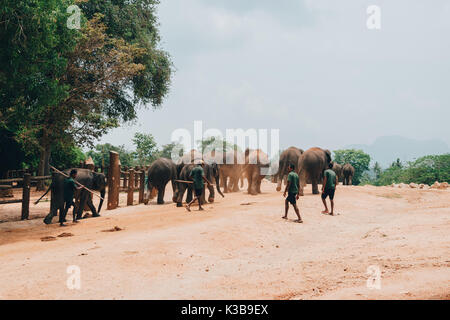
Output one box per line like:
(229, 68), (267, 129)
(186, 160), (211, 212)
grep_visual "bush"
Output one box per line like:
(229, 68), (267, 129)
(374, 154), (450, 186)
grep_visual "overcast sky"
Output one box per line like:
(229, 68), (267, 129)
(99, 0), (450, 153)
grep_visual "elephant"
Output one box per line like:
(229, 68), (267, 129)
(297, 147), (332, 195)
(242, 149), (269, 195)
(175, 149), (203, 177)
(175, 161), (224, 207)
(205, 149), (244, 193)
(332, 162), (343, 183)
(275, 147), (304, 191)
(46, 168), (106, 223)
(146, 158), (178, 205)
(342, 163), (355, 185)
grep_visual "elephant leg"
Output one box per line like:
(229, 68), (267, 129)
(76, 191), (88, 220)
(171, 180), (177, 203)
(219, 172), (224, 188)
(250, 171), (259, 195)
(312, 178), (319, 195)
(276, 174), (283, 191)
(247, 174), (253, 194)
(186, 185), (193, 204)
(256, 176), (263, 194)
(299, 171), (306, 196)
(86, 197), (98, 217)
(223, 176), (229, 193)
(349, 176), (353, 185)
(176, 184), (187, 207)
(157, 185), (166, 205)
(207, 183), (215, 203)
(232, 176), (240, 192)
(283, 175), (288, 186)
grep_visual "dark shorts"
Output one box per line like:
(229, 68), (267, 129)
(194, 188), (203, 197)
(64, 199), (74, 208)
(286, 193), (297, 205)
(321, 188), (335, 200)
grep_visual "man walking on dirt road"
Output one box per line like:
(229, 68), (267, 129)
(186, 161), (211, 212)
(43, 169), (81, 226)
(283, 163), (303, 223)
(321, 162), (339, 216)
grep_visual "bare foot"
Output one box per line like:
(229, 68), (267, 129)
(186, 206), (191, 212)
(321, 210), (329, 214)
(199, 207), (204, 211)
(294, 219), (303, 223)
(282, 216), (288, 220)
(60, 223), (68, 227)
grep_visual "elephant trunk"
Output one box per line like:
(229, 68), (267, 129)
(216, 173), (225, 198)
(97, 189), (105, 214)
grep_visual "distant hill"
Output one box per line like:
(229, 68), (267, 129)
(344, 136), (450, 168)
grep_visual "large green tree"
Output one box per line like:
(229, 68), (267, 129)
(1, 0), (172, 187)
(0, 0), (80, 184)
(80, 0), (172, 110)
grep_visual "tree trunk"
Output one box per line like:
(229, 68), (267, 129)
(36, 141), (51, 191)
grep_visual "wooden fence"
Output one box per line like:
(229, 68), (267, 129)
(0, 152), (150, 221)
(107, 151), (149, 210)
(0, 174), (52, 220)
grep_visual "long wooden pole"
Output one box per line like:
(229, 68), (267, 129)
(49, 165), (104, 201)
(175, 180), (194, 184)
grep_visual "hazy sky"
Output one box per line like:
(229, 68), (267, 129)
(99, 0), (450, 153)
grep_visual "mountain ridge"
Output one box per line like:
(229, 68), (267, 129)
(343, 135), (449, 167)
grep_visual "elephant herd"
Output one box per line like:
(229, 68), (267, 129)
(147, 147), (355, 206)
(275, 147), (355, 196)
(46, 147), (355, 217)
(146, 148), (272, 206)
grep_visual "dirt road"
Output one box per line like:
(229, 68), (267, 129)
(0, 181), (449, 299)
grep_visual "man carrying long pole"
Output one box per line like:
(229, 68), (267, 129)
(43, 166), (104, 226)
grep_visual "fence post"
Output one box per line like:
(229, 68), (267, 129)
(107, 151), (120, 210)
(127, 169), (134, 206)
(139, 170), (145, 204)
(123, 167), (128, 189)
(21, 173), (31, 220)
(134, 167), (138, 188)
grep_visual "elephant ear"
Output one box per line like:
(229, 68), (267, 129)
(324, 149), (332, 163)
(93, 173), (106, 190)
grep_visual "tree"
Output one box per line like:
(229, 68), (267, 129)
(159, 142), (184, 160)
(50, 142), (86, 170)
(333, 149), (371, 185)
(132, 132), (158, 166)
(80, 0), (173, 108)
(1, 1), (172, 188)
(86, 143), (135, 168)
(198, 136), (240, 154)
(0, 0), (81, 187)
(373, 162), (382, 180)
